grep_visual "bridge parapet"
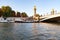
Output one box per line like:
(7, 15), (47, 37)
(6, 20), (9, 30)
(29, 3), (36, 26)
(40, 13), (60, 21)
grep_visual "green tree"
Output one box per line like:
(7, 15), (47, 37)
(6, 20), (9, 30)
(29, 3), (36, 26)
(16, 12), (21, 17)
(0, 8), (3, 17)
(1, 6), (12, 17)
(11, 10), (16, 17)
(21, 12), (28, 17)
(35, 14), (40, 17)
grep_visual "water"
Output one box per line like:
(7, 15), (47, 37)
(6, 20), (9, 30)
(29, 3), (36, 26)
(0, 23), (60, 40)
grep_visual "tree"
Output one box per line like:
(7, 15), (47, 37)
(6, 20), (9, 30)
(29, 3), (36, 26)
(21, 12), (28, 17)
(11, 10), (16, 17)
(16, 12), (21, 17)
(1, 6), (12, 17)
(35, 14), (40, 17)
(0, 8), (3, 17)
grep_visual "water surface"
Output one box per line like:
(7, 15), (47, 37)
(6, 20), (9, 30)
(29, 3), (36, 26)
(0, 22), (60, 40)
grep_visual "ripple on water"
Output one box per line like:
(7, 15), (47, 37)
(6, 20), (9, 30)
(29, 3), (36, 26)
(0, 23), (60, 40)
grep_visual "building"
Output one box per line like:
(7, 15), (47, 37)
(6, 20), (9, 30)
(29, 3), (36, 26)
(33, 6), (40, 21)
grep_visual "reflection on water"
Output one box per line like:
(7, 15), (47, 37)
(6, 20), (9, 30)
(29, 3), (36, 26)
(0, 23), (60, 40)
(32, 23), (38, 35)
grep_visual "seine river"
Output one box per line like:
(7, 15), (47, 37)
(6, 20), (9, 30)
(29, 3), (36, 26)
(0, 22), (60, 40)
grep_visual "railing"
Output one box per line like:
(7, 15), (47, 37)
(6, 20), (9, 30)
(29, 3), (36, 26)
(40, 13), (60, 21)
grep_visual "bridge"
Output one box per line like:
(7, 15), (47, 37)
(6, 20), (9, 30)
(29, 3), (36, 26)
(40, 13), (60, 22)
(33, 6), (60, 22)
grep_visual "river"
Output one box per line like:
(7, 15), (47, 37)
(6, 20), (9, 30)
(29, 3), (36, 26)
(0, 22), (60, 40)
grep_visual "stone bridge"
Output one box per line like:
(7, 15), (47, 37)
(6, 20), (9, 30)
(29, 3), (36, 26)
(40, 14), (60, 22)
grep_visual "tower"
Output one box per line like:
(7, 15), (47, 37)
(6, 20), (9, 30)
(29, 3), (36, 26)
(51, 9), (55, 15)
(34, 6), (36, 16)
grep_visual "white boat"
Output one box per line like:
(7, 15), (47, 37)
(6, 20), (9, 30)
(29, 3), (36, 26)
(15, 18), (24, 22)
(0, 17), (15, 22)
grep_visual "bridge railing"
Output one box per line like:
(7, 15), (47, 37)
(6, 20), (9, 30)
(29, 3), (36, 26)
(40, 13), (60, 21)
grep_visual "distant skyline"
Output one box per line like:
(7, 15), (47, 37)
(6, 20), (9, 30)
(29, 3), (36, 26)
(0, 0), (60, 16)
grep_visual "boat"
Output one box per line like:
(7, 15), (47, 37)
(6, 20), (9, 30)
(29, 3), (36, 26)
(0, 17), (15, 23)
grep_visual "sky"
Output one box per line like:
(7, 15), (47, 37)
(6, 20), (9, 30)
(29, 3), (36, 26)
(0, 0), (60, 16)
